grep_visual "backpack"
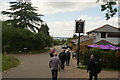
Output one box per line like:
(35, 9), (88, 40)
(59, 52), (66, 61)
(50, 52), (54, 58)
(95, 58), (102, 73)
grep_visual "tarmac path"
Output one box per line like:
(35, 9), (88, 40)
(2, 46), (119, 79)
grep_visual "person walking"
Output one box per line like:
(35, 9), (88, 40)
(72, 51), (76, 59)
(50, 48), (56, 58)
(65, 48), (71, 66)
(59, 49), (67, 69)
(87, 54), (100, 80)
(49, 53), (61, 80)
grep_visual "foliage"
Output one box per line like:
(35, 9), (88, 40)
(2, 1), (43, 32)
(2, 21), (53, 53)
(38, 23), (50, 35)
(97, 0), (117, 20)
(2, 1), (53, 53)
(82, 48), (120, 70)
(53, 40), (61, 45)
(2, 55), (20, 71)
(61, 39), (67, 45)
(73, 34), (78, 39)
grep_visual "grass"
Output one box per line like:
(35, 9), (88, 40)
(1, 49), (50, 71)
(2, 55), (20, 71)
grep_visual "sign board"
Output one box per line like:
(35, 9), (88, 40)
(75, 20), (85, 33)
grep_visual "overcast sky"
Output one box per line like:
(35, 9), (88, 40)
(0, 0), (118, 37)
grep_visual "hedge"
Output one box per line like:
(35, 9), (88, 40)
(80, 48), (120, 70)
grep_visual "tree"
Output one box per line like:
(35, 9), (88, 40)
(73, 34), (78, 39)
(97, 0), (117, 20)
(38, 23), (50, 35)
(2, 21), (36, 52)
(2, 1), (43, 32)
(2, 21), (52, 52)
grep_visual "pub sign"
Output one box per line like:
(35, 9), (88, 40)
(75, 20), (85, 33)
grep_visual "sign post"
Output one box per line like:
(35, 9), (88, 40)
(75, 19), (85, 65)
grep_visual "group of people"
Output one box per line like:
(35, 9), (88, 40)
(49, 48), (71, 80)
(49, 48), (102, 80)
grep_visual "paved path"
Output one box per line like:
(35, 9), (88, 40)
(2, 46), (119, 78)
(59, 59), (119, 78)
(2, 53), (51, 78)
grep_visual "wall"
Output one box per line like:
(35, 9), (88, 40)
(94, 33), (119, 45)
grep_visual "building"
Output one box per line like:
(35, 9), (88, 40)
(70, 24), (120, 53)
(69, 35), (94, 53)
(87, 24), (120, 45)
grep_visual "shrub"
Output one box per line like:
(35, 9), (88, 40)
(82, 48), (120, 70)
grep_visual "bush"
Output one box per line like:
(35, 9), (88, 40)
(53, 40), (61, 45)
(82, 48), (120, 70)
(2, 22), (53, 53)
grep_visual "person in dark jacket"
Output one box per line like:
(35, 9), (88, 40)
(65, 48), (71, 66)
(59, 50), (67, 69)
(87, 54), (98, 80)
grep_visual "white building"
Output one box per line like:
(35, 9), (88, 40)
(87, 24), (120, 45)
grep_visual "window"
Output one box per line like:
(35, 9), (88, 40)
(108, 33), (120, 38)
(101, 32), (106, 38)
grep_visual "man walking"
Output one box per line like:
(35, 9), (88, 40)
(87, 54), (99, 80)
(65, 48), (71, 66)
(59, 49), (67, 69)
(49, 53), (61, 80)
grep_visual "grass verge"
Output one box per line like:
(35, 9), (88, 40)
(2, 55), (20, 71)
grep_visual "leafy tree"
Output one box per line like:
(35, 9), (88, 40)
(34, 32), (46, 50)
(97, 0), (117, 20)
(2, 1), (43, 32)
(45, 35), (53, 47)
(2, 21), (35, 52)
(53, 40), (61, 45)
(73, 34), (78, 39)
(61, 39), (67, 45)
(38, 23), (50, 35)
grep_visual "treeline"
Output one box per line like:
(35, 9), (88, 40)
(1, 1), (54, 53)
(2, 21), (53, 53)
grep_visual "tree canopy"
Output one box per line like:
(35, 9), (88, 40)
(97, 0), (118, 20)
(2, 1), (43, 32)
(2, 1), (53, 53)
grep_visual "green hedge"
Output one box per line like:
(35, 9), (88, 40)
(81, 48), (120, 70)
(2, 22), (53, 53)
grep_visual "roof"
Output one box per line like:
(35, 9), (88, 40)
(87, 24), (119, 34)
(95, 40), (115, 45)
(71, 35), (95, 44)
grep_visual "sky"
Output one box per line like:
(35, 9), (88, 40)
(0, 0), (119, 37)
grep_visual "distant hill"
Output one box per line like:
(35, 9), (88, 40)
(53, 37), (71, 40)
